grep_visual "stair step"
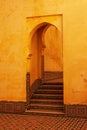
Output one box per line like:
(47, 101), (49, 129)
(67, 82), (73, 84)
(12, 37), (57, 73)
(30, 104), (64, 110)
(30, 107), (64, 111)
(25, 109), (64, 116)
(32, 94), (63, 99)
(43, 82), (63, 85)
(30, 104), (63, 107)
(41, 85), (63, 90)
(35, 89), (63, 94)
(28, 79), (64, 115)
(30, 99), (63, 105)
(37, 89), (63, 91)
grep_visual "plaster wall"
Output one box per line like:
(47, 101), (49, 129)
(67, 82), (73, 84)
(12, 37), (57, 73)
(0, 0), (27, 101)
(44, 25), (63, 71)
(30, 28), (42, 86)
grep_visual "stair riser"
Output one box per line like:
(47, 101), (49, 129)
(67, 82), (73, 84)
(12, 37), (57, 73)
(42, 84), (63, 86)
(30, 101), (63, 105)
(25, 110), (65, 116)
(35, 91), (63, 94)
(32, 96), (63, 100)
(43, 83), (63, 85)
(26, 112), (64, 116)
(30, 106), (64, 111)
(40, 86), (63, 90)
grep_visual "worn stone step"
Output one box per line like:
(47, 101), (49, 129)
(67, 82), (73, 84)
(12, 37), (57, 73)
(30, 104), (64, 110)
(32, 94), (63, 99)
(25, 109), (65, 116)
(43, 82), (63, 85)
(40, 85), (63, 90)
(35, 89), (63, 94)
(30, 99), (63, 105)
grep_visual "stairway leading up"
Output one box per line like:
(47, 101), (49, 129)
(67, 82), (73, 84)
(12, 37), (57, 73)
(26, 78), (64, 115)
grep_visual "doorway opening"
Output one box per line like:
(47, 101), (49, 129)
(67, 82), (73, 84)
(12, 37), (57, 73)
(26, 22), (64, 114)
(30, 22), (63, 85)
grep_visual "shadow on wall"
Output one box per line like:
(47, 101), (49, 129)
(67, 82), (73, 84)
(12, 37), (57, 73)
(44, 71), (63, 81)
(29, 71), (63, 97)
(30, 79), (42, 98)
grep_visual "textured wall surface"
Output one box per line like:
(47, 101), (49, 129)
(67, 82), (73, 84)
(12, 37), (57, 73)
(0, 0), (27, 101)
(44, 25), (63, 71)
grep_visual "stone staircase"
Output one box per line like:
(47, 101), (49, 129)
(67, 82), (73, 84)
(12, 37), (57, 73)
(26, 80), (64, 115)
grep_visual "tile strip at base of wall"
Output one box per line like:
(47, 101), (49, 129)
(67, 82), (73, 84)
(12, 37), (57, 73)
(65, 104), (87, 118)
(0, 101), (87, 118)
(0, 101), (26, 114)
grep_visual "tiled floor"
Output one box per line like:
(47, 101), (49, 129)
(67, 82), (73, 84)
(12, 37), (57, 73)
(0, 113), (87, 130)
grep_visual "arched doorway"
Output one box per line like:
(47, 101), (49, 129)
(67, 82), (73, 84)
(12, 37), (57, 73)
(26, 22), (64, 114)
(30, 22), (63, 86)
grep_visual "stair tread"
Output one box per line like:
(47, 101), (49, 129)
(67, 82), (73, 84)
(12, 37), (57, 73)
(41, 86), (63, 89)
(37, 89), (63, 91)
(42, 84), (63, 86)
(31, 99), (63, 102)
(33, 94), (63, 96)
(26, 109), (64, 115)
(43, 82), (63, 85)
(30, 104), (64, 107)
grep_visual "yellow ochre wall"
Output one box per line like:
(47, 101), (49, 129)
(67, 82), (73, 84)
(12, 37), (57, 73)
(0, 0), (27, 101)
(44, 25), (63, 71)
(0, 0), (87, 104)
